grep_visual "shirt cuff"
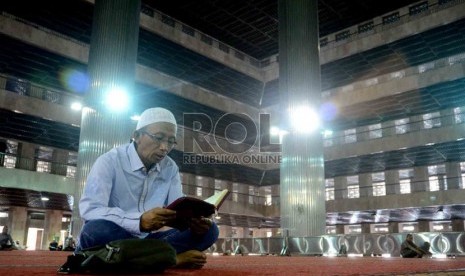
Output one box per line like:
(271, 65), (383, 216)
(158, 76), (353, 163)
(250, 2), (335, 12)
(122, 212), (143, 236)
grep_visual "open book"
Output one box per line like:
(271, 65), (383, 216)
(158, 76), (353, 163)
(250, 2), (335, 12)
(166, 189), (230, 230)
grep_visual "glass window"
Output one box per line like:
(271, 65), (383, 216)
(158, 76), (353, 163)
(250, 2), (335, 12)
(372, 172), (385, 182)
(323, 130), (333, 147)
(4, 155), (16, 169)
(429, 176), (439, 191)
(344, 128), (357, 144)
(249, 186), (255, 205)
(373, 224), (389, 233)
(423, 112), (441, 129)
(232, 183), (239, 202)
(409, 1), (428, 16)
(68, 152), (77, 165)
(347, 185), (359, 198)
(347, 225), (361, 234)
(454, 107), (465, 124)
(36, 161), (51, 173)
(325, 178), (335, 200)
(373, 182), (386, 196)
(347, 175), (359, 185)
(265, 194), (272, 206)
(196, 187), (203, 197)
(400, 179), (411, 194)
(399, 169), (413, 179)
(395, 118), (409, 134)
(66, 166), (76, 178)
(431, 221), (451, 232)
(326, 187), (335, 201)
(358, 21), (374, 34)
(400, 223), (417, 233)
(368, 123), (382, 139)
(382, 12), (400, 25)
(325, 178), (335, 187)
(335, 30), (351, 42)
(326, 226), (336, 234)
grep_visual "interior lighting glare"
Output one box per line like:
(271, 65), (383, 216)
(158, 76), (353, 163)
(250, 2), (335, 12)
(270, 126), (280, 136)
(322, 129), (333, 137)
(289, 106), (320, 133)
(105, 87), (129, 111)
(70, 102), (82, 111)
(130, 114), (141, 121)
(41, 196), (50, 201)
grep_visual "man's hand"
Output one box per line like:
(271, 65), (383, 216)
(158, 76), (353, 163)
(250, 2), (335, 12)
(140, 207), (176, 232)
(189, 217), (212, 235)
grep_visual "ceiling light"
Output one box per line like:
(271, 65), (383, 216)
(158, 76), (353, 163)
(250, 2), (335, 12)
(41, 196), (49, 201)
(289, 106), (320, 133)
(104, 87), (129, 111)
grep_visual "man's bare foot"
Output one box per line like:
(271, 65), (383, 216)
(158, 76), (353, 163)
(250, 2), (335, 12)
(174, 250), (207, 269)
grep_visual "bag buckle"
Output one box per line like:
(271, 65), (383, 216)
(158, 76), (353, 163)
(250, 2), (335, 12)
(105, 244), (121, 262)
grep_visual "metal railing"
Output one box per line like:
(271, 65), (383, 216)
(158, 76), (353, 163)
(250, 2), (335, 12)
(209, 232), (465, 257)
(0, 73), (82, 108)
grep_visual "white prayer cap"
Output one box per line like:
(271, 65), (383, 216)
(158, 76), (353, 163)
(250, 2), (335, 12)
(136, 107), (177, 130)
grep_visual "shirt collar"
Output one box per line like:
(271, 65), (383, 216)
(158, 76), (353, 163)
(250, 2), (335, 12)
(128, 143), (160, 172)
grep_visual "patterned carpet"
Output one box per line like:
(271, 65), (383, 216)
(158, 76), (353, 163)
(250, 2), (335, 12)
(1, 250), (465, 275)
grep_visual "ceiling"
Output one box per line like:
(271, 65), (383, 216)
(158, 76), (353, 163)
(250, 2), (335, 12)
(0, 187), (73, 212)
(1, 0), (465, 226)
(143, 0), (421, 59)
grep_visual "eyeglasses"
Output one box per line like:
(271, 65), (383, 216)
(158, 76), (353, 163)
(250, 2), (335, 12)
(140, 131), (177, 149)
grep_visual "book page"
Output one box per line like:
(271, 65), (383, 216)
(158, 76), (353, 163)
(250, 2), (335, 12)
(204, 189), (229, 208)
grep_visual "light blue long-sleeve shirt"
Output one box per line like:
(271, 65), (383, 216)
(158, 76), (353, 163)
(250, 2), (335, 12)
(79, 142), (184, 237)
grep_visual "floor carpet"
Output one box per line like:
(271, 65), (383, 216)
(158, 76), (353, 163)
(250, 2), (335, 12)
(1, 251), (465, 275)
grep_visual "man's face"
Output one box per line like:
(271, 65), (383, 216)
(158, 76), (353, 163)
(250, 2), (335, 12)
(134, 122), (177, 168)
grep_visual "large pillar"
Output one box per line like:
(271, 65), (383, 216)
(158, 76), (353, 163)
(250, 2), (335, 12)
(72, 0), (141, 237)
(8, 207), (28, 246)
(43, 210), (63, 250)
(278, 0), (325, 237)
